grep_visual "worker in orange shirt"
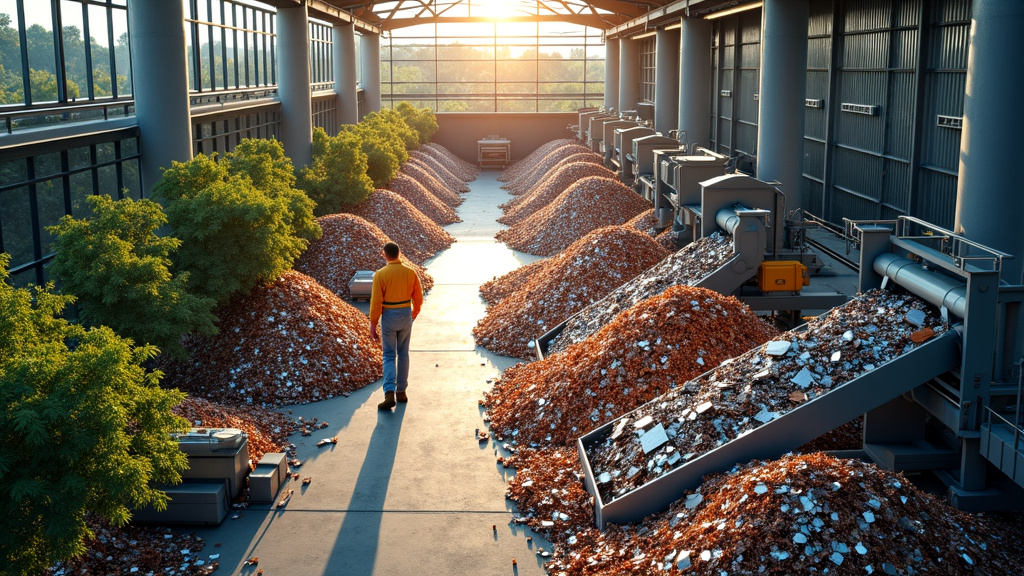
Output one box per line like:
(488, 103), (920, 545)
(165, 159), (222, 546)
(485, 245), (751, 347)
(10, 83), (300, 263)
(369, 242), (424, 410)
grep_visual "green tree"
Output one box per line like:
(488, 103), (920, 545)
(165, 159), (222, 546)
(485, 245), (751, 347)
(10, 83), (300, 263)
(395, 101), (438, 146)
(341, 111), (410, 187)
(298, 127), (374, 216)
(46, 195), (218, 358)
(153, 140), (321, 305)
(0, 254), (191, 575)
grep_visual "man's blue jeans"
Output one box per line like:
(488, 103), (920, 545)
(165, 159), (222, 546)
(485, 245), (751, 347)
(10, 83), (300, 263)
(381, 307), (413, 393)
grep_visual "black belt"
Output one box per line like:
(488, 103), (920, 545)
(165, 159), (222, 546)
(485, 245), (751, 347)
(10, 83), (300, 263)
(383, 299), (411, 305)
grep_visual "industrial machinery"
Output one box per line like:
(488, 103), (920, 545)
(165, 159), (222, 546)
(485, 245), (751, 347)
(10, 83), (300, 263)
(575, 215), (1024, 528)
(534, 174), (844, 359)
(599, 119), (639, 164)
(586, 114), (622, 153)
(576, 108), (607, 141)
(632, 135), (687, 197)
(609, 125), (655, 183)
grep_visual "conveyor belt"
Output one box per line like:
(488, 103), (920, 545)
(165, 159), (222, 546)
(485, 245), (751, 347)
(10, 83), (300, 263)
(578, 327), (962, 528)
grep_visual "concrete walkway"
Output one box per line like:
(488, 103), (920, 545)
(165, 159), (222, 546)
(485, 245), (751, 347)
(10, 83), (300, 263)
(195, 171), (552, 575)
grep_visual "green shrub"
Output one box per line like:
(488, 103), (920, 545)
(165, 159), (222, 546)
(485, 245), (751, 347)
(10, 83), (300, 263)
(0, 254), (190, 575)
(342, 110), (410, 188)
(396, 101), (438, 145)
(153, 139), (322, 305)
(47, 195), (217, 358)
(298, 127), (375, 216)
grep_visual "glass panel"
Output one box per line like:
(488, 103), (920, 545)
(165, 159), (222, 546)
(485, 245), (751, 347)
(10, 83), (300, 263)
(34, 153), (62, 179)
(121, 136), (138, 157)
(36, 179), (67, 255)
(68, 146), (90, 171)
(97, 165), (117, 198)
(61, 0), (87, 100)
(0, 187), (33, 265)
(496, 60), (536, 82)
(69, 171), (94, 217)
(436, 45), (493, 60)
(0, 0), (23, 104)
(88, 4), (114, 97)
(9, 268), (37, 288)
(496, 82), (534, 94)
(0, 157), (27, 183)
(26, 1), (57, 103)
(437, 61), (493, 82)
(121, 158), (141, 199)
(96, 141), (115, 164)
(496, 21), (536, 36)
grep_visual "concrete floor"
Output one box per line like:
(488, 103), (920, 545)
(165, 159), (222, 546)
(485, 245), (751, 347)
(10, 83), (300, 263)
(193, 171), (552, 576)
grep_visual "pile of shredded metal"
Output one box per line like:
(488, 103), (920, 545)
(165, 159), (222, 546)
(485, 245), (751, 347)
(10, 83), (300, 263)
(350, 189), (454, 265)
(495, 176), (653, 256)
(398, 160), (464, 207)
(474, 225), (669, 358)
(421, 143), (480, 181)
(498, 139), (581, 187)
(387, 172), (461, 225)
(499, 161), (617, 226)
(295, 213), (434, 299)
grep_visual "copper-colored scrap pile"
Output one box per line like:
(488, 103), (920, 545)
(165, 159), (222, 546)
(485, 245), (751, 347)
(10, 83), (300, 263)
(495, 176), (654, 256)
(586, 290), (945, 503)
(409, 150), (469, 192)
(498, 138), (577, 182)
(499, 161), (617, 226)
(484, 286), (777, 447)
(502, 143), (595, 195)
(399, 159), (464, 207)
(479, 259), (547, 306)
(475, 226), (668, 358)
(625, 208), (677, 252)
(421, 142), (479, 181)
(532, 452), (1023, 575)
(157, 271), (383, 408)
(173, 397), (294, 466)
(387, 172), (462, 225)
(550, 233), (735, 354)
(349, 189), (455, 265)
(46, 516), (217, 576)
(295, 213), (434, 299)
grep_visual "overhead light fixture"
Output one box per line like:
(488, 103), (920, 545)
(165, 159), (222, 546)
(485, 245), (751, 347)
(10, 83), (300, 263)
(664, 21), (681, 31)
(632, 30), (657, 40)
(704, 1), (763, 20)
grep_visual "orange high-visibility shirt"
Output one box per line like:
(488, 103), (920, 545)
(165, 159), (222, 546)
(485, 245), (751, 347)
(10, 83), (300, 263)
(369, 260), (423, 326)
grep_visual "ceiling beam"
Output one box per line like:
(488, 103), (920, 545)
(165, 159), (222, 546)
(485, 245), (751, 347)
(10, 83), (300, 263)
(380, 13), (632, 30)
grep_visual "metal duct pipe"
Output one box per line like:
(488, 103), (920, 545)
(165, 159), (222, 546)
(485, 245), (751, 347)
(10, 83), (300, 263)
(873, 253), (968, 318)
(716, 206), (747, 235)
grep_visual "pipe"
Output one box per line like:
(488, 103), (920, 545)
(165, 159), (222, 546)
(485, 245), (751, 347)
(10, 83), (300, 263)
(873, 253), (968, 318)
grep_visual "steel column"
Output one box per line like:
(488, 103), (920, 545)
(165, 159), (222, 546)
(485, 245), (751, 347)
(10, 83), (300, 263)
(954, 0), (1024, 284)
(756, 0), (809, 208)
(604, 37), (620, 111)
(618, 38), (640, 113)
(334, 22), (358, 126)
(655, 28), (679, 134)
(127, 0), (192, 193)
(359, 33), (382, 116)
(678, 17), (712, 149)
(277, 5), (313, 168)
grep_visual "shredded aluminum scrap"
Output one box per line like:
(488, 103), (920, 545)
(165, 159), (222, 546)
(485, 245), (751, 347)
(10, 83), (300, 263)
(157, 271), (383, 408)
(387, 172), (462, 225)
(484, 286), (777, 446)
(420, 143), (480, 181)
(350, 189), (455, 265)
(499, 139), (585, 189)
(295, 213), (434, 299)
(408, 150), (470, 193)
(173, 397), (295, 468)
(500, 160), (615, 226)
(398, 160), (465, 207)
(549, 233), (734, 354)
(496, 176), (654, 256)
(475, 225), (669, 358)
(585, 290), (947, 503)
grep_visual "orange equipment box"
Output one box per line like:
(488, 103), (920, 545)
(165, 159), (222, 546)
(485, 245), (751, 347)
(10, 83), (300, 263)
(757, 261), (809, 293)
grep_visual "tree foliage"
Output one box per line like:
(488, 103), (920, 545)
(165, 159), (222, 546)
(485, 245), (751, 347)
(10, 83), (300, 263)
(152, 139), (321, 305)
(46, 195), (218, 358)
(0, 254), (190, 575)
(341, 110), (411, 188)
(395, 101), (438, 146)
(298, 127), (375, 216)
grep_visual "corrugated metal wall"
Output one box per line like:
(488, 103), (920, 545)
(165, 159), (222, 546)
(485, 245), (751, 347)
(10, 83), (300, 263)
(710, 11), (761, 174)
(801, 0), (969, 228)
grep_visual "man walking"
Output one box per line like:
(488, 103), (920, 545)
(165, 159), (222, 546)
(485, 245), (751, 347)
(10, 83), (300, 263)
(369, 242), (423, 410)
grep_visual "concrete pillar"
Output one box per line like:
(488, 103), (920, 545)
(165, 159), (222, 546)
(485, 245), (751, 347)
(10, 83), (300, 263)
(127, 0), (192, 193)
(276, 5), (312, 168)
(604, 37), (619, 112)
(334, 22), (358, 126)
(360, 33), (381, 116)
(954, 0), (1024, 283)
(618, 38), (640, 113)
(756, 0), (809, 209)
(679, 18), (712, 150)
(655, 28), (680, 134)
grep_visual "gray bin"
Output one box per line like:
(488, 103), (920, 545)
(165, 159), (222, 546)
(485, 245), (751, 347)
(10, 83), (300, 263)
(133, 479), (229, 525)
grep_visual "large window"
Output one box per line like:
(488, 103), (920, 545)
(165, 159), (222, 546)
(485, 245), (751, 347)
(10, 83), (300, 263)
(184, 0), (276, 94)
(0, 0), (132, 127)
(383, 21), (604, 112)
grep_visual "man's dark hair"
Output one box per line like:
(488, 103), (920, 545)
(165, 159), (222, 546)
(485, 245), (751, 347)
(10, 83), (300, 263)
(383, 242), (400, 259)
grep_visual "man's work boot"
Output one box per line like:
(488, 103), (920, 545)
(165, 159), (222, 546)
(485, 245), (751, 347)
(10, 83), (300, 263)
(378, 391), (397, 410)
(396, 391), (408, 403)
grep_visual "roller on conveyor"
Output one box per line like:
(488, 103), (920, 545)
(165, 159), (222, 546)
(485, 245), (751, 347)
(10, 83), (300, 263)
(576, 216), (1024, 528)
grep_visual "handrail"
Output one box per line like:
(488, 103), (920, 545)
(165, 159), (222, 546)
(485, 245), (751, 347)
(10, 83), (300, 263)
(0, 99), (135, 135)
